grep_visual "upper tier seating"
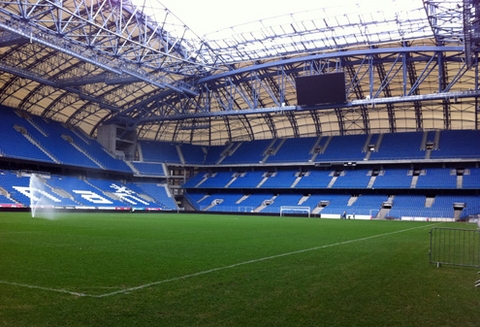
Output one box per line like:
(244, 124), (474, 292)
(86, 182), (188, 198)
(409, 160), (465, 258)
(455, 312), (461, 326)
(221, 139), (273, 164)
(130, 162), (166, 177)
(29, 115), (131, 172)
(264, 137), (317, 163)
(136, 129), (480, 165)
(178, 144), (207, 165)
(203, 145), (226, 165)
(138, 140), (181, 163)
(314, 134), (367, 162)
(369, 132), (425, 160)
(0, 106), (131, 172)
(0, 109), (55, 163)
(2, 105), (480, 170)
(431, 130), (480, 159)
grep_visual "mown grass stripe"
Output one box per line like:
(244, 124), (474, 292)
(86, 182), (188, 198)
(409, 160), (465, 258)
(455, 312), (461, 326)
(0, 222), (439, 298)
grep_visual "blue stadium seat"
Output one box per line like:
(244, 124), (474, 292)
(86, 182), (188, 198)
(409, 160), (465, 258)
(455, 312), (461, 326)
(331, 169), (371, 188)
(221, 140), (271, 164)
(131, 162), (166, 177)
(265, 137), (317, 163)
(372, 169), (412, 188)
(139, 141), (181, 163)
(369, 132), (425, 160)
(416, 168), (457, 189)
(260, 171), (298, 188)
(432, 130), (480, 159)
(315, 134), (366, 162)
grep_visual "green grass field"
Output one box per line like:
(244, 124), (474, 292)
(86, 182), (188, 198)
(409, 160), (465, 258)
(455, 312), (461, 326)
(1, 211), (479, 327)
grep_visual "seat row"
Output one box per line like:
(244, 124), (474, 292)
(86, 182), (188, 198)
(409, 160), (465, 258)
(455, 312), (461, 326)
(183, 168), (480, 190)
(185, 191), (480, 221)
(140, 130), (480, 165)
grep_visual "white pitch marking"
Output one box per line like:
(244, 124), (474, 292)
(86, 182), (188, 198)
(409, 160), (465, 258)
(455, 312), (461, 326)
(0, 223), (440, 298)
(92, 223), (441, 298)
(0, 280), (88, 297)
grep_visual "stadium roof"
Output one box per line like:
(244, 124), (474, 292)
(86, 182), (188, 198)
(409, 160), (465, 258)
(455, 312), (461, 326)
(0, 0), (479, 145)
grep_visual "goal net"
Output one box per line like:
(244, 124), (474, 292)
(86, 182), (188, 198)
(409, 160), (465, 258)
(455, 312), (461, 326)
(280, 206), (311, 217)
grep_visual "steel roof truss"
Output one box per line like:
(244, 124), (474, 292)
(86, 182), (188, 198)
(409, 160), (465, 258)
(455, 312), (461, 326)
(0, 1), (203, 94)
(408, 52), (439, 95)
(373, 53), (403, 99)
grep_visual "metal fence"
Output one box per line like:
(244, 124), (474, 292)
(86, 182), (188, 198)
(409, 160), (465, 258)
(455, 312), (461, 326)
(429, 227), (480, 268)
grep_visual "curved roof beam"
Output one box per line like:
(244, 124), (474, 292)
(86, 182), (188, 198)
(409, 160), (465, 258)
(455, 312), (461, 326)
(130, 46), (468, 123)
(0, 61), (121, 112)
(107, 46), (461, 127)
(136, 90), (480, 125)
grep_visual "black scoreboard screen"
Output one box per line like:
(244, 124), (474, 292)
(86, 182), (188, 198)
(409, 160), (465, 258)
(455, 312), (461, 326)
(295, 72), (347, 106)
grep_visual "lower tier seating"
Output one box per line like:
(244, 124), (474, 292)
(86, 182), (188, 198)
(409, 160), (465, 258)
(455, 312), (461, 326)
(185, 191), (479, 220)
(0, 170), (178, 211)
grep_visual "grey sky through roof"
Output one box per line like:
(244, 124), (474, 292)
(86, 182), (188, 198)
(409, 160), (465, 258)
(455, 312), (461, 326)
(133, 0), (436, 64)
(157, 0), (426, 36)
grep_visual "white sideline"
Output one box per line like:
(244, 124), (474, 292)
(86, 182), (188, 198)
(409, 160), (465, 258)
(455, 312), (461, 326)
(0, 281), (88, 297)
(0, 223), (440, 298)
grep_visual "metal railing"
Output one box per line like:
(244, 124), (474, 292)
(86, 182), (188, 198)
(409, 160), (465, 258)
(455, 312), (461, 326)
(429, 227), (480, 268)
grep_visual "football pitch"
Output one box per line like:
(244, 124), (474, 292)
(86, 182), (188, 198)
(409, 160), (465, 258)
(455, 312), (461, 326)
(0, 211), (479, 327)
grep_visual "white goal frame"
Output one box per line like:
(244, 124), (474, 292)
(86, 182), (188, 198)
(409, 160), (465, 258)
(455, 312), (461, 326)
(280, 206), (311, 217)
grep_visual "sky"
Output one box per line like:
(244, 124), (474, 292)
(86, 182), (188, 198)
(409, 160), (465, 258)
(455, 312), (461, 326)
(158, 0), (321, 35)
(129, 0), (428, 52)
(129, 0), (426, 38)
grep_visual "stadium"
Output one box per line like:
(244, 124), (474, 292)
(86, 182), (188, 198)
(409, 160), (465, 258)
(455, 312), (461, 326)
(1, 1), (480, 326)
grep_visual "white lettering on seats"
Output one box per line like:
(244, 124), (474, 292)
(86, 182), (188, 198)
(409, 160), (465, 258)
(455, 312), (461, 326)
(72, 190), (113, 204)
(13, 186), (62, 203)
(109, 184), (149, 205)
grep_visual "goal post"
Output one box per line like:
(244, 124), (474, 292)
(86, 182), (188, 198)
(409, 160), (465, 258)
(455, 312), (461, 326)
(280, 206), (311, 217)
